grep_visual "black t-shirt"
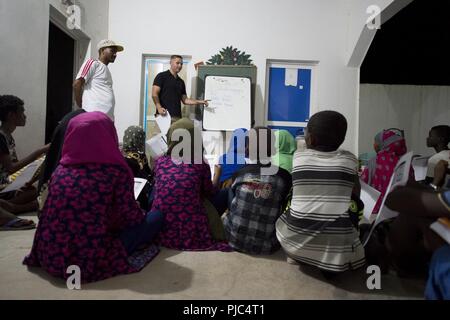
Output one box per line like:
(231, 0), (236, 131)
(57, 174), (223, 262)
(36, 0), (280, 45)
(153, 70), (187, 118)
(0, 134), (9, 156)
(0, 130), (16, 185)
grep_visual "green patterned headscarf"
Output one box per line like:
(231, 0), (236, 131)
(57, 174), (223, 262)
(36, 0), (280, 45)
(271, 130), (296, 173)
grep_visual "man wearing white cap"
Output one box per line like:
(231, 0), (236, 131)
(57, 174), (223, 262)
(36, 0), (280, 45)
(73, 40), (124, 120)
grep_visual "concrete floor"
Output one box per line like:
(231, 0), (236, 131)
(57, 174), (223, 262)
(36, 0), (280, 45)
(0, 213), (426, 300)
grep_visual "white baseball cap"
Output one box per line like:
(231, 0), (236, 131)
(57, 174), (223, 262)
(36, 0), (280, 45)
(97, 39), (124, 52)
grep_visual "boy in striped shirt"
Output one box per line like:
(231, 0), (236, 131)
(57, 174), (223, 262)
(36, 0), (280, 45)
(276, 111), (365, 277)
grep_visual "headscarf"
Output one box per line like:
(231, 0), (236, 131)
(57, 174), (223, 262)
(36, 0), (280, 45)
(60, 111), (133, 178)
(122, 126), (148, 170)
(166, 118), (204, 164)
(218, 128), (247, 182)
(366, 129), (407, 186)
(271, 130), (296, 173)
(123, 126), (146, 153)
(37, 109), (86, 192)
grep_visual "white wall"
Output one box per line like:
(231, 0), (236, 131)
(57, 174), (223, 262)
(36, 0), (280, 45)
(109, 0), (391, 153)
(0, 0), (109, 158)
(359, 84), (450, 156)
(346, 0), (393, 63)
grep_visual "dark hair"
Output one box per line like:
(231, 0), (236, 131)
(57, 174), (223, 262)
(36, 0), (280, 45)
(307, 110), (347, 151)
(0, 95), (24, 122)
(170, 55), (183, 61)
(431, 125), (450, 144)
(245, 126), (275, 163)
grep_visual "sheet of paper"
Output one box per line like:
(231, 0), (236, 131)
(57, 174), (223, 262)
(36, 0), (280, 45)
(285, 68), (298, 87)
(360, 179), (382, 221)
(430, 220), (450, 245)
(412, 156), (429, 181)
(134, 178), (148, 200)
(204, 154), (217, 180)
(146, 134), (168, 159)
(363, 152), (413, 246)
(390, 152), (413, 189)
(1, 158), (43, 193)
(155, 110), (171, 135)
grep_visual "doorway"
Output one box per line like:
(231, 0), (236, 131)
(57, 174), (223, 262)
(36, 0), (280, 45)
(45, 21), (75, 143)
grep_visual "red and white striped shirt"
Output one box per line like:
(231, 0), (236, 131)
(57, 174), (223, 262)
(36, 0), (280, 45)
(76, 59), (115, 120)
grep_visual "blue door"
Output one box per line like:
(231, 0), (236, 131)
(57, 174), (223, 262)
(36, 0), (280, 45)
(267, 66), (311, 136)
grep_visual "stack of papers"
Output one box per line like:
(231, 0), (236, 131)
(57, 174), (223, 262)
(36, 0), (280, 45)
(412, 156), (429, 181)
(146, 111), (171, 159)
(430, 218), (450, 245)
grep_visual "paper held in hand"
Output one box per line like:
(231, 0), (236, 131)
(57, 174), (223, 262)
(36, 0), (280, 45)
(146, 110), (171, 159)
(1, 157), (45, 194)
(362, 152), (413, 247)
(430, 218), (450, 245)
(155, 110), (171, 136)
(360, 180), (381, 222)
(134, 178), (148, 200)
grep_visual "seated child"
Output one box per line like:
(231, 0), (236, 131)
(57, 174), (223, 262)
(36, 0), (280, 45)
(425, 125), (450, 184)
(276, 110), (365, 275)
(361, 128), (407, 214)
(223, 127), (292, 254)
(212, 128), (247, 189)
(271, 129), (296, 173)
(383, 159), (450, 279)
(0, 95), (49, 216)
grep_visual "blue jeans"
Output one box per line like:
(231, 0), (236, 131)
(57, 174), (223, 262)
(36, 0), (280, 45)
(425, 244), (450, 300)
(120, 211), (164, 255)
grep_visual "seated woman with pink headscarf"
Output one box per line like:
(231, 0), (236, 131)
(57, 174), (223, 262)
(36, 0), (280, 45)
(361, 129), (408, 214)
(23, 112), (163, 283)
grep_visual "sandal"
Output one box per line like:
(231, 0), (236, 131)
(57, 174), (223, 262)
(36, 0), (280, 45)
(0, 217), (36, 231)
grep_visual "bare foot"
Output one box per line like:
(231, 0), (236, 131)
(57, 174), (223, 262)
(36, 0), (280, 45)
(0, 208), (35, 230)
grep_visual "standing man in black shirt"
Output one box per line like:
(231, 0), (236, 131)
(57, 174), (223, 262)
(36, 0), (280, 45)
(152, 55), (208, 122)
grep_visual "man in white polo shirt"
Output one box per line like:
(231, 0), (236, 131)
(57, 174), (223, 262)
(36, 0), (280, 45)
(73, 39), (124, 120)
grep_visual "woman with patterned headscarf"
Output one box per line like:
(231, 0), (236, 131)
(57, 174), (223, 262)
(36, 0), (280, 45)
(122, 126), (153, 210)
(122, 126), (152, 179)
(361, 129), (408, 214)
(151, 118), (230, 251)
(24, 112), (163, 283)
